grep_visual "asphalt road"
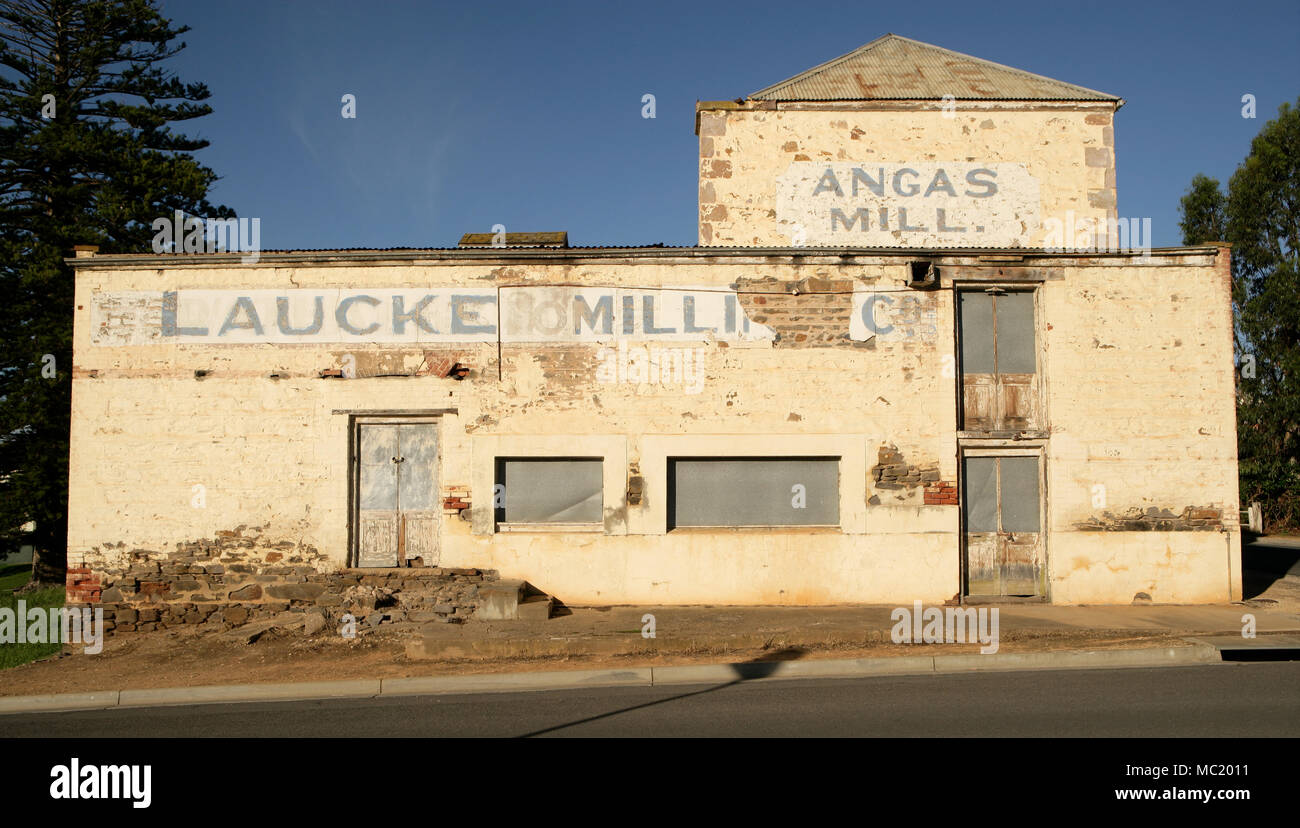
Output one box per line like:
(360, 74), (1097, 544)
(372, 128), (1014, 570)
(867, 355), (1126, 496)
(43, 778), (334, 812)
(2, 662), (1296, 738)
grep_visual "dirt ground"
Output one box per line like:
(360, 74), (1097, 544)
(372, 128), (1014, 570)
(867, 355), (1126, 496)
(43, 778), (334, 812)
(7, 547), (1297, 698)
(0, 623), (1192, 698)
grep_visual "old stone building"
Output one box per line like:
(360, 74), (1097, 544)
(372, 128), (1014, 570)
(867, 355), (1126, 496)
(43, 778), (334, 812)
(66, 34), (1240, 620)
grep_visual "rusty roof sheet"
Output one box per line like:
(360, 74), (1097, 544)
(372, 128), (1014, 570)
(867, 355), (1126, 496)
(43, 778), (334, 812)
(458, 231), (568, 248)
(750, 34), (1120, 102)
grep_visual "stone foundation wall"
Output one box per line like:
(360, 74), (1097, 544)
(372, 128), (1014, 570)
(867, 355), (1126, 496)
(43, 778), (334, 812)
(73, 532), (496, 636)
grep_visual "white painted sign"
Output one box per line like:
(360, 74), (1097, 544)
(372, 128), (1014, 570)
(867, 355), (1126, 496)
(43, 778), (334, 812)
(89, 287), (775, 346)
(776, 162), (1040, 247)
(849, 289), (939, 343)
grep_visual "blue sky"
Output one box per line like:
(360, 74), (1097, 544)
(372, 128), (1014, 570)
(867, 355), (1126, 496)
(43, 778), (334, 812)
(158, 0), (1299, 249)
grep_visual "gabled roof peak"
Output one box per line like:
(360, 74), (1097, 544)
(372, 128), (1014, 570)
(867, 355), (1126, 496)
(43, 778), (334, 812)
(750, 34), (1120, 103)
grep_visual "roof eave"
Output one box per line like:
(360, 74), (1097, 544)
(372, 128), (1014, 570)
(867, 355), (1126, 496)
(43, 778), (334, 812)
(67, 245), (1220, 269)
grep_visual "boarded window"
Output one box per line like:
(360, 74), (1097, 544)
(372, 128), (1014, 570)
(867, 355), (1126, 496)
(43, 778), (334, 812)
(959, 292), (996, 374)
(963, 456), (998, 533)
(994, 292), (1036, 374)
(959, 290), (1039, 432)
(670, 457), (839, 528)
(997, 456), (1041, 532)
(495, 458), (603, 524)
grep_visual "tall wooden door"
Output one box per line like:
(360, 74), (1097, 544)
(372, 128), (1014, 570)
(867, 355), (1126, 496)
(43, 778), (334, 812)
(357, 422), (440, 567)
(959, 290), (1039, 432)
(963, 454), (1044, 597)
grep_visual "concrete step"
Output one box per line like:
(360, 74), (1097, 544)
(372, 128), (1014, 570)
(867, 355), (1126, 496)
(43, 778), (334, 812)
(474, 579), (554, 621)
(475, 579), (525, 621)
(518, 595), (554, 622)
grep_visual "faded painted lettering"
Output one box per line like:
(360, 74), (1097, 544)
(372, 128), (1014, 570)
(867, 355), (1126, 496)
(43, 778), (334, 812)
(777, 162), (1039, 247)
(91, 287), (775, 345)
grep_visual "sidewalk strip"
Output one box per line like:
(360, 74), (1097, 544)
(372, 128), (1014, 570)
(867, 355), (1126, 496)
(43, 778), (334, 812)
(0, 645), (1227, 716)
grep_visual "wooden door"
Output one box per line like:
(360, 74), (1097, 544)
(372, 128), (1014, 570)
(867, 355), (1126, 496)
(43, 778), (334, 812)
(356, 422), (440, 567)
(396, 424), (439, 565)
(960, 290), (1039, 432)
(963, 455), (1044, 597)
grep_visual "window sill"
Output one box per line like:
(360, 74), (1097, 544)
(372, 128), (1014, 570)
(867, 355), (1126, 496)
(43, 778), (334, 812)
(669, 525), (842, 533)
(496, 523), (604, 534)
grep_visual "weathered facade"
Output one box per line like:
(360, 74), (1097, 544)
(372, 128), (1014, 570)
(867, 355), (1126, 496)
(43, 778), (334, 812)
(66, 35), (1241, 617)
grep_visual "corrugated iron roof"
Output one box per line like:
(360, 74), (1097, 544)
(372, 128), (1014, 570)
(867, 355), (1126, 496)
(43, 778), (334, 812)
(68, 245), (1220, 269)
(458, 231), (568, 248)
(750, 34), (1121, 102)
(260, 244), (671, 252)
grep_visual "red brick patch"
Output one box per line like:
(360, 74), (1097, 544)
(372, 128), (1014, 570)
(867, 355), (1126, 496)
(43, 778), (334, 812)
(924, 482), (959, 506)
(66, 568), (102, 603)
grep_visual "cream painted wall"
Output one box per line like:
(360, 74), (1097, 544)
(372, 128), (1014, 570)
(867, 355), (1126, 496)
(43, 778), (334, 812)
(68, 247), (1237, 605)
(1041, 251), (1242, 602)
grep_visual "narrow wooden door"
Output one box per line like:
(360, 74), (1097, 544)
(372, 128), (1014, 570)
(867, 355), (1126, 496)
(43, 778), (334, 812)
(959, 290), (1039, 432)
(357, 422), (440, 567)
(963, 455), (1044, 597)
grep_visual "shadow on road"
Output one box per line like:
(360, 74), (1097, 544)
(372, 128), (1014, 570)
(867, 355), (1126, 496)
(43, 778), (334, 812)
(515, 646), (808, 738)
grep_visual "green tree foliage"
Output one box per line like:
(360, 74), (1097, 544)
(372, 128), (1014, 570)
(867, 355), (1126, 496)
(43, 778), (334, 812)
(0, 0), (232, 580)
(1178, 173), (1226, 250)
(1180, 101), (1300, 530)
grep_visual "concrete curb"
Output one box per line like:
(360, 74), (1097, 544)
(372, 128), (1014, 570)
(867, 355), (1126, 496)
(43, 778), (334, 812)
(931, 644), (1221, 673)
(650, 655), (938, 685)
(0, 691), (121, 714)
(0, 644), (1227, 715)
(650, 644), (1222, 685)
(117, 680), (382, 709)
(380, 668), (653, 697)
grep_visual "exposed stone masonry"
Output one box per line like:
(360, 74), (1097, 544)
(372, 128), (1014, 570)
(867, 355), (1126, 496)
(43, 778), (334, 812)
(70, 526), (496, 636)
(871, 443), (941, 491)
(1073, 507), (1226, 532)
(734, 277), (870, 349)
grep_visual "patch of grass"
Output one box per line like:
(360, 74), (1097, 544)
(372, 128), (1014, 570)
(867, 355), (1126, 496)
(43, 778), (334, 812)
(1, 569), (66, 669)
(0, 562), (33, 593)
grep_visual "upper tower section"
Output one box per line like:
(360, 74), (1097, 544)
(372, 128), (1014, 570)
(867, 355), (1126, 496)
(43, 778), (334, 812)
(696, 34), (1123, 247)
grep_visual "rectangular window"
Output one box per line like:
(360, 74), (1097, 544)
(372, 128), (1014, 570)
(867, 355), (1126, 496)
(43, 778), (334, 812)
(494, 458), (603, 526)
(669, 457), (839, 528)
